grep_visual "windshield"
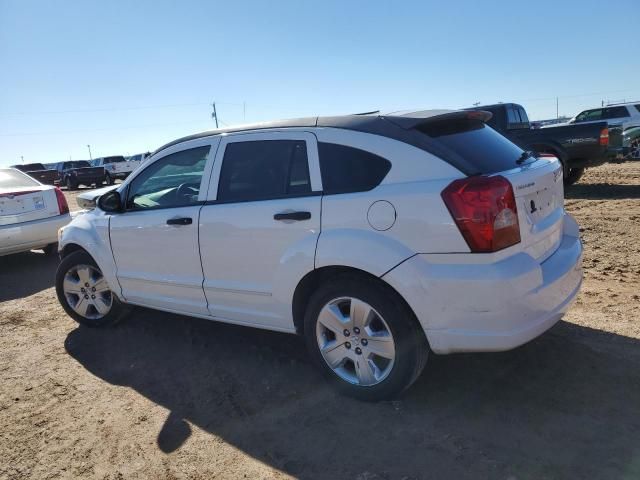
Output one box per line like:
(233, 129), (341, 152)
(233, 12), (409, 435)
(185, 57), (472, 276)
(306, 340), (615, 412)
(0, 169), (40, 189)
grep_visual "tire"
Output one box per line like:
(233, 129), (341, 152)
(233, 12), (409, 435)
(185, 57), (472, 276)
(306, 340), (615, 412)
(65, 176), (77, 190)
(55, 250), (130, 327)
(43, 243), (58, 255)
(565, 167), (585, 186)
(303, 273), (429, 401)
(105, 173), (113, 185)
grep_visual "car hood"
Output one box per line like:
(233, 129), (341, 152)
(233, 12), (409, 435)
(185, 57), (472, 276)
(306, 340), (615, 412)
(76, 184), (119, 209)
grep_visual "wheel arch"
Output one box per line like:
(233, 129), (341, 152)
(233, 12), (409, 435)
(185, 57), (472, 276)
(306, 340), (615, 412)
(291, 265), (418, 336)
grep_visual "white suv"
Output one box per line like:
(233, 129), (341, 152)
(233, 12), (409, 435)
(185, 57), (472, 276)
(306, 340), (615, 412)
(569, 103), (640, 130)
(55, 110), (583, 400)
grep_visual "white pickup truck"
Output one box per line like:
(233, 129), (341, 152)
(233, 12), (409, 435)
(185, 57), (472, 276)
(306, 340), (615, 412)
(92, 156), (136, 185)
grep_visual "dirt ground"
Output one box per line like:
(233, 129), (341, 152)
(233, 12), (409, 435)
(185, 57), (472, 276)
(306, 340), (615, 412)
(1, 163), (639, 480)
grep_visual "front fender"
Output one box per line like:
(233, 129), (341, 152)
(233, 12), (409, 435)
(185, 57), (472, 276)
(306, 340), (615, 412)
(59, 211), (123, 300)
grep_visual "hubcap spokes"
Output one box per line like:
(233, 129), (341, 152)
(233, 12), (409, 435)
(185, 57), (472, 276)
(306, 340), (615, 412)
(316, 297), (395, 386)
(63, 264), (112, 320)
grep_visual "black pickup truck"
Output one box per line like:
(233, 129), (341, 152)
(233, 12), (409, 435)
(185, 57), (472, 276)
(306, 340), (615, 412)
(473, 103), (617, 185)
(54, 161), (105, 190)
(11, 163), (59, 185)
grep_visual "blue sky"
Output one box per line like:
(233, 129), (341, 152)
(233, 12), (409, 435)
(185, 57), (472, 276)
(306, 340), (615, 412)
(1, 0), (638, 166)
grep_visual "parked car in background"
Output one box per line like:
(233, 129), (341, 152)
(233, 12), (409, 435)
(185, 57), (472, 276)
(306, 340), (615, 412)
(91, 156), (134, 185)
(55, 160), (105, 190)
(474, 103), (618, 185)
(0, 168), (70, 256)
(566, 103), (640, 130)
(126, 152), (151, 169)
(10, 163), (59, 185)
(610, 126), (640, 161)
(56, 110), (583, 400)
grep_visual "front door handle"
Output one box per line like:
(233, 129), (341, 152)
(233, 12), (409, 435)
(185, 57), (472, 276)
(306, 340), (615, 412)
(273, 211), (311, 221)
(166, 217), (193, 226)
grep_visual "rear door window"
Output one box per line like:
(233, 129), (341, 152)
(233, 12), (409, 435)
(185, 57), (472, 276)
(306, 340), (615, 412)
(417, 119), (525, 174)
(318, 143), (391, 194)
(217, 140), (311, 202)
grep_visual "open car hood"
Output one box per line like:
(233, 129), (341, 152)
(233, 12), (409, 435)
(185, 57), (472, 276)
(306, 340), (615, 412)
(76, 185), (119, 210)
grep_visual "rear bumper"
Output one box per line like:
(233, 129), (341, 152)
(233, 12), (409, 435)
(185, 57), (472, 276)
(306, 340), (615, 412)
(0, 213), (71, 256)
(382, 214), (583, 354)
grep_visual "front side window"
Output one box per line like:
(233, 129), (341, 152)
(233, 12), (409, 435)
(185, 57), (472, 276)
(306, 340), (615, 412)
(575, 109), (603, 122)
(318, 143), (391, 194)
(507, 106), (519, 125)
(126, 145), (210, 210)
(217, 140), (311, 202)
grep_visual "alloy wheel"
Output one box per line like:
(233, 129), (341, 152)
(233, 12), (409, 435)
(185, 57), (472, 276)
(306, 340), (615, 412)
(62, 264), (112, 320)
(316, 297), (396, 386)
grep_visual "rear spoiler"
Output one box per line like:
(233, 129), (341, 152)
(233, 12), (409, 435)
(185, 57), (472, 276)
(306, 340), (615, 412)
(383, 110), (493, 130)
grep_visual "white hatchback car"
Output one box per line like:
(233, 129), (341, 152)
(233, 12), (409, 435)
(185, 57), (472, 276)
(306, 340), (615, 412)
(1, 168), (70, 256)
(56, 110), (583, 400)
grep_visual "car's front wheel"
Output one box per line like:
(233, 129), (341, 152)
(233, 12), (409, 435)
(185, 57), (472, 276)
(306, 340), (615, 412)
(304, 274), (429, 401)
(55, 250), (130, 327)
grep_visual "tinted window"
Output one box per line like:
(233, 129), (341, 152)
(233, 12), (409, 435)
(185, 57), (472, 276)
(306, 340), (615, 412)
(603, 106), (629, 120)
(517, 107), (529, 123)
(127, 145), (210, 209)
(104, 156), (125, 163)
(506, 106), (519, 124)
(575, 109), (603, 122)
(318, 143), (391, 194)
(0, 169), (39, 188)
(217, 140), (310, 202)
(635, 105), (640, 114)
(417, 119), (526, 173)
(64, 161), (91, 169)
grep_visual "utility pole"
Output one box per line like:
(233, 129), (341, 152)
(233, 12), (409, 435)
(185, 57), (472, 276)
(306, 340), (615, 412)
(87, 144), (92, 161)
(211, 102), (219, 128)
(21, 155), (24, 164)
(556, 97), (559, 120)
(473, 101), (480, 107)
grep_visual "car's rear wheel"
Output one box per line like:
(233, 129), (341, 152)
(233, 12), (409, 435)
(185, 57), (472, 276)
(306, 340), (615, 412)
(304, 274), (428, 401)
(105, 173), (113, 185)
(65, 176), (77, 190)
(55, 250), (130, 327)
(565, 167), (585, 186)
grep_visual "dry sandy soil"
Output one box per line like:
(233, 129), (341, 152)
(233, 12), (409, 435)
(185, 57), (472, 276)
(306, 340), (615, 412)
(1, 163), (639, 479)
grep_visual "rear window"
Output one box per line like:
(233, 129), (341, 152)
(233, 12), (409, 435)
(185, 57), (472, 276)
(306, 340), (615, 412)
(65, 161), (91, 168)
(0, 169), (40, 188)
(104, 156), (125, 163)
(604, 106), (629, 120)
(417, 119), (526, 174)
(318, 143), (391, 194)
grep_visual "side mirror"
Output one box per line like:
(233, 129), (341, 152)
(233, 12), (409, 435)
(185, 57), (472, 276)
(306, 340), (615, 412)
(97, 190), (123, 213)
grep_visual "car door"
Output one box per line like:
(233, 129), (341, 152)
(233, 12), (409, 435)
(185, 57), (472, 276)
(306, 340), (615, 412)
(109, 138), (219, 315)
(199, 131), (322, 331)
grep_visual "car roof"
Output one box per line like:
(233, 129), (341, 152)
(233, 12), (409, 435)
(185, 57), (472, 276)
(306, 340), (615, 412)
(152, 109), (492, 157)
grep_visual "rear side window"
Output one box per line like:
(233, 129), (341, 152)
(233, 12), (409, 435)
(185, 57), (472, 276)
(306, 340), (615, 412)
(603, 106), (629, 119)
(217, 140), (311, 202)
(635, 105), (640, 114)
(318, 143), (391, 194)
(417, 119), (525, 174)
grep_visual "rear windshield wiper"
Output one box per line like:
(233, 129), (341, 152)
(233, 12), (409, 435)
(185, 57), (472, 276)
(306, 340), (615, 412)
(516, 150), (534, 165)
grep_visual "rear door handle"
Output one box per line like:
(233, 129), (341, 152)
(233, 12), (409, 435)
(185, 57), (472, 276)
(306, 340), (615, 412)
(273, 211), (311, 221)
(166, 217), (193, 226)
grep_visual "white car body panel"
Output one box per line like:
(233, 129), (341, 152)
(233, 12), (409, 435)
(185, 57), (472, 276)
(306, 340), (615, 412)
(58, 118), (583, 354)
(200, 130), (321, 329)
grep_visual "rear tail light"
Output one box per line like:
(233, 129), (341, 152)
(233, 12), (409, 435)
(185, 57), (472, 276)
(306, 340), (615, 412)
(599, 128), (609, 146)
(54, 187), (69, 215)
(441, 175), (520, 253)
